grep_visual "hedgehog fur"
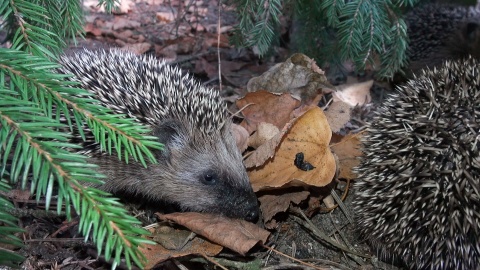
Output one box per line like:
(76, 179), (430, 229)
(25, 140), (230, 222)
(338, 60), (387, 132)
(353, 56), (480, 269)
(406, 3), (480, 74)
(59, 49), (259, 221)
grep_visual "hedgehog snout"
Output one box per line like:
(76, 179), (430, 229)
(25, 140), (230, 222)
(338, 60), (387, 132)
(221, 184), (259, 222)
(244, 200), (260, 222)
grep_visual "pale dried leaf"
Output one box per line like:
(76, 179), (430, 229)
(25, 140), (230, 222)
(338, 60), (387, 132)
(248, 108), (336, 191)
(330, 133), (363, 179)
(333, 80), (373, 106)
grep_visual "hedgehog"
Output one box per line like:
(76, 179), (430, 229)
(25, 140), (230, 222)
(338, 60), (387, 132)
(58, 49), (259, 221)
(353, 56), (480, 269)
(405, 3), (480, 74)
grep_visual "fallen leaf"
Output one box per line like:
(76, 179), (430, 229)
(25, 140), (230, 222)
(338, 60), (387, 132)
(232, 123), (249, 152)
(202, 32), (231, 48)
(237, 91), (300, 134)
(141, 229), (223, 269)
(220, 60), (248, 73)
(157, 212), (270, 256)
(247, 108), (336, 191)
(324, 100), (352, 133)
(330, 133), (363, 179)
(244, 115), (297, 168)
(7, 189), (31, 201)
(194, 58), (217, 79)
(258, 190), (310, 228)
(248, 122), (279, 149)
(122, 42), (152, 55)
(112, 17), (141, 30)
(84, 23), (102, 36)
(247, 53), (334, 102)
(333, 80), (373, 106)
(156, 11), (176, 23)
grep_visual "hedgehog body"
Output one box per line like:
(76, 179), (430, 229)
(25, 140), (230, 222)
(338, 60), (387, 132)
(353, 57), (480, 269)
(59, 49), (259, 221)
(406, 3), (480, 74)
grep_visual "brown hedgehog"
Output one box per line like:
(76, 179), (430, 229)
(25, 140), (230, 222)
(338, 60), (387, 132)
(59, 49), (259, 221)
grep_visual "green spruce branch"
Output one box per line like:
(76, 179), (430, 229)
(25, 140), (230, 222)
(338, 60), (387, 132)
(230, 0), (423, 78)
(0, 179), (25, 267)
(230, 0), (282, 56)
(0, 0), (161, 268)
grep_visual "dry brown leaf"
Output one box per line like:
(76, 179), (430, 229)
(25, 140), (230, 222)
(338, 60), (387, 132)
(244, 115), (297, 168)
(330, 133), (363, 179)
(324, 100), (352, 133)
(202, 32), (231, 48)
(84, 23), (102, 36)
(220, 60), (248, 73)
(232, 123), (250, 152)
(122, 42), (152, 55)
(248, 122), (279, 149)
(258, 190), (310, 228)
(247, 108), (336, 191)
(140, 230), (223, 269)
(237, 91), (300, 134)
(157, 212), (270, 256)
(7, 189), (31, 201)
(246, 53), (334, 102)
(194, 58), (217, 79)
(112, 17), (140, 30)
(333, 80), (373, 106)
(156, 11), (175, 23)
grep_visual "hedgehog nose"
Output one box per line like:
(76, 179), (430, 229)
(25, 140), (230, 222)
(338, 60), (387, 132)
(245, 205), (260, 222)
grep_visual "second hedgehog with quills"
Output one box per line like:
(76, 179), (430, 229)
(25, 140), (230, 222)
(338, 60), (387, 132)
(354, 56), (480, 269)
(58, 49), (259, 221)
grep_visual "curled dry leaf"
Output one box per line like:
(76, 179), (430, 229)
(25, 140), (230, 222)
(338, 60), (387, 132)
(248, 122), (279, 149)
(324, 100), (352, 133)
(244, 116), (296, 168)
(231, 123), (250, 152)
(333, 80), (373, 106)
(247, 53), (334, 102)
(237, 91), (300, 134)
(157, 212), (270, 256)
(141, 226), (223, 269)
(258, 190), (310, 229)
(330, 133), (363, 180)
(247, 107), (336, 191)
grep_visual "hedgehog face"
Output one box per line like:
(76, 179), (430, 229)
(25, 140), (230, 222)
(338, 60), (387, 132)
(150, 119), (259, 221)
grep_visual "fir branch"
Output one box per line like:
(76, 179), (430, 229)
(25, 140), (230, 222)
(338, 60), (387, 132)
(0, 48), (162, 166)
(0, 87), (154, 268)
(231, 0), (283, 56)
(1, 1), (160, 268)
(378, 5), (409, 78)
(6, 0), (63, 57)
(319, 0), (344, 26)
(0, 48), (161, 268)
(46, 0), (85, 45)
(0, 179), (25, 267)
(97, 0), (121, 13)
(231, 0), (427, 78)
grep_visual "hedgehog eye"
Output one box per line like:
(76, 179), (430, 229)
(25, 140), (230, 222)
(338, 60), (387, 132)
(202, 172), (218, 185)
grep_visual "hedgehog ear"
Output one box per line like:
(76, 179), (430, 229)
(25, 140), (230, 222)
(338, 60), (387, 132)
(152, 119), (186, 160)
